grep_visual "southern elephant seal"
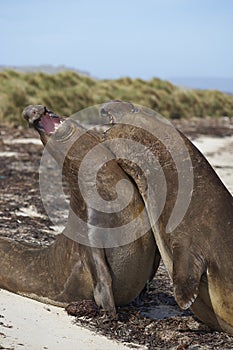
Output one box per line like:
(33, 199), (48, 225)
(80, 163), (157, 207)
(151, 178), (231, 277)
(0, 105), (160, 314)
(100, 100), (233, 333)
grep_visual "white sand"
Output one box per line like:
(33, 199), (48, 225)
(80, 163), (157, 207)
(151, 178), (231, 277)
(0, 290), (132, 350)
(4, 138), (42, 145)
(193, 135), (233, 194)
(0, 135), (232, 350)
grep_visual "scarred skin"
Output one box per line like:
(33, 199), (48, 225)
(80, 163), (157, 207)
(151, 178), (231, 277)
(0, 105), (160, 315)
(100, 100), (233, 333)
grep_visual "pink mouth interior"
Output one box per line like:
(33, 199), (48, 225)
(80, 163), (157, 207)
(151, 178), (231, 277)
(39, 114), (61, 134)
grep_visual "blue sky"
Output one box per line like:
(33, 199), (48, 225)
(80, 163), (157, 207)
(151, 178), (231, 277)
(1, 0), (233, 80)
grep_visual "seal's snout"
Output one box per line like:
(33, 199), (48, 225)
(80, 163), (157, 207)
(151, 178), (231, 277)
(23, 105), (45, 125)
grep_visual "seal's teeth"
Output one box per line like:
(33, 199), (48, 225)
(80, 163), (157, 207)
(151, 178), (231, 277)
(54, 122), (62, 131)
(183, 293), (198, 309)
(183, 301), (192, 309)
(49, 112), (60, 119)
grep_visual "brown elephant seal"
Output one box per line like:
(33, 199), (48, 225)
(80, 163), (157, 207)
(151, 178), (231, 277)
(0, 234), (93, 306)
(0, 105), (160, 315)
(100, 100), (233, 333)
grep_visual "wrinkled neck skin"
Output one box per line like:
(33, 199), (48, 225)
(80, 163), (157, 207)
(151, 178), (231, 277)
(38, 119), (86, 167)
(37, 119), (90, 247)
(38, 118), (90, 220)
(38, 119), (105, 223)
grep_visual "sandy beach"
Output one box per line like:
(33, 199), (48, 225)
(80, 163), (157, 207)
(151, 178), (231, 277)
(0, 128), (232, 350)
(193, 135), (233, 195)
(0, 290), (133, 350)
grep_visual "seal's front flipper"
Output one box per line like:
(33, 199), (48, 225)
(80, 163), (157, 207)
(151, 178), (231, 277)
(86, 247), (116, 317)
(172, 244), (206, 310)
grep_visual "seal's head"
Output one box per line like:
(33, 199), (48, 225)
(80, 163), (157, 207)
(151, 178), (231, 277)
(23, 105), (64, 144)
(100, 100), (138, 124)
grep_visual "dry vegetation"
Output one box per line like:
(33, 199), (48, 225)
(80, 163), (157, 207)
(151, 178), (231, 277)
(0, 69), (233, 126)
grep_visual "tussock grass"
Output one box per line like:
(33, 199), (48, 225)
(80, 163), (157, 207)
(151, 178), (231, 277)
(0, 69), (232, 126)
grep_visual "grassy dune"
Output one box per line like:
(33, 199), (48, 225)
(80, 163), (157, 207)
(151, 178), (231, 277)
(0, 69), (233, 126)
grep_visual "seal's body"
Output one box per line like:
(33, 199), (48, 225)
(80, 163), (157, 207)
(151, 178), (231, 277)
(0, 105), (159, 315)
(101, 100), (233, 333)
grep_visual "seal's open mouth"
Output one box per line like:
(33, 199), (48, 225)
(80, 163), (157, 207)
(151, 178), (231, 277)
(35, 108), (63, 134)
(23, 105), (64, 135)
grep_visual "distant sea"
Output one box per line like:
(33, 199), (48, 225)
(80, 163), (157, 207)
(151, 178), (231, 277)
(169, 77), (233, 94)
(0, 65), (89, 77)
